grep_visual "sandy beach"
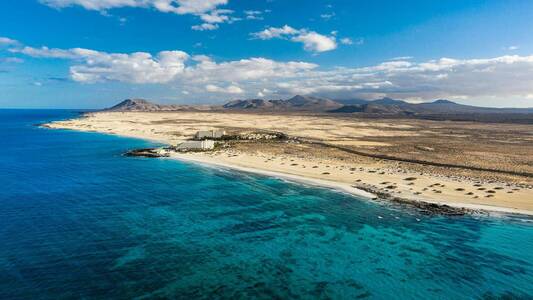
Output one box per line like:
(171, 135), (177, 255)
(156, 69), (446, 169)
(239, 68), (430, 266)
(46, 111), (533, 215)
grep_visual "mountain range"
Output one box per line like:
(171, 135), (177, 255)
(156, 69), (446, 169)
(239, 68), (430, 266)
(331, 97), (533, 114)
(104, 96), (533, 123)
(223, 95), (343, 111)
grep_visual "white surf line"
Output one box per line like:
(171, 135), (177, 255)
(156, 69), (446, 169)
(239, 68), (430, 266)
(168, 153), (377, 200)
(169, 153), (533, 217)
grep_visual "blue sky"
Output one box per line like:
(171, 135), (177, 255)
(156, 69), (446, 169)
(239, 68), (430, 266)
(1, 0), (533, 108)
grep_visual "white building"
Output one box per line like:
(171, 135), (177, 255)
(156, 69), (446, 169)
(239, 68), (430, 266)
(195, 130), (226, 139)
(177, 140), (215, 151)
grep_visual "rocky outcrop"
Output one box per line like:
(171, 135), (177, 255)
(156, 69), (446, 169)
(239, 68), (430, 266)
(353, 183), (478, 216)
(124, 148), (168, 158)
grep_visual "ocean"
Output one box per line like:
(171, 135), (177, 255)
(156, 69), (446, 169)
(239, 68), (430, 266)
(0, 109), (532, 299)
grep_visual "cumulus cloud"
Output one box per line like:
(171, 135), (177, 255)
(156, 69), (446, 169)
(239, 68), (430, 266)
(252, 25), (299, 39)
(190, 8), (241, 30)
(205, 84), (243, 94)
(9, 41), (533, 104)
(172, 0), (227, 14)
(40, 0), (227, 13)
(290, 56), (533, 101)
(251, 25), (337, 53)
(0, 37), (19, 46)
(191, 23), (218, 31)
(9, 44), (315, 85)
(184, 56), (317, 82)
(39, 0), (232, 30)
(12, 46), (88, 59)
(11, 46), (189, 83)
(292, 31), (337, 52)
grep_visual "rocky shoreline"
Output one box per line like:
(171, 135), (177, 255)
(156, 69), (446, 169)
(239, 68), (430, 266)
(353, 183), (479, 216)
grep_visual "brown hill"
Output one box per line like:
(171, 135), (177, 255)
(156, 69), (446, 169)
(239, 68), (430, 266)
(104, 99), (214, 112)
(223, 95), (343, 112)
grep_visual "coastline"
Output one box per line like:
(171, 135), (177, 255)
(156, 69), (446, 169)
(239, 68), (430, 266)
(7, 110), (533, 300)
(43, 112), (533, 217)
(168, 153), (377, 200)
(169, 152), (533, 217)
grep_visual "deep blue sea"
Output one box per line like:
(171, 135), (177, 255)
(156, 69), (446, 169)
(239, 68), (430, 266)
(0, 109), (532, 299)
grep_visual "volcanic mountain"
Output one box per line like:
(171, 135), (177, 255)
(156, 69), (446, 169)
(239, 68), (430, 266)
(102, 97), (533, 123)
(104, 99), (214, 112)
(330, 98), (533, 115)
(223, 95), (343, 112)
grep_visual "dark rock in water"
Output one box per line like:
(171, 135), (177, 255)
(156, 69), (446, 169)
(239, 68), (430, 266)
(124, 148), (167, 158)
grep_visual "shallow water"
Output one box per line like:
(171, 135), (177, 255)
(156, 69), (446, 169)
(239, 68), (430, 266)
(0, 110), (532, 299)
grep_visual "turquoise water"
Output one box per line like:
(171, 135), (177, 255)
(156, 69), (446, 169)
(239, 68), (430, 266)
(0, 110), (532, 299)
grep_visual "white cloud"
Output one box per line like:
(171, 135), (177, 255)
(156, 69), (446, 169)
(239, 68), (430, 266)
(39, 0), (231, 29)
(193, 54), (533, 102)
(507, 45), (519, 51)
(183, 56), (318, 82)
(11, 46), (189, 83)
(341, 37), (364, 46)
(390, 56), (413, 61)
(192, 23), (218, 31)
(173, 0), (227, 14)
(10, 41), (533, 104)
(251, 25), (337, 53)
(9, 44), (316, 85)
(320, 12), (335, 20)
(189, 8), (240, 30)
(11, 46), (89, 59)
(291, 31), (337, 52)
(251, 25), (299, 39)
(206, 84), (243, 94)
(340, 38), (353, 45)
(244, 10), (264, 20)
(200, 8), (240, 23)
(40, 0), (142, 10)
(40, 0), (227, 13)
(0, 37), (19, 46)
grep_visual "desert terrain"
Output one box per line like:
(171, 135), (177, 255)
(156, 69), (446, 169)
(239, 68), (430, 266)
(46, 111), (533, 215)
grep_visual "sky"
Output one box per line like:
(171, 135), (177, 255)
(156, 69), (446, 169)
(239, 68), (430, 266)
(1, 0), (533, 108)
